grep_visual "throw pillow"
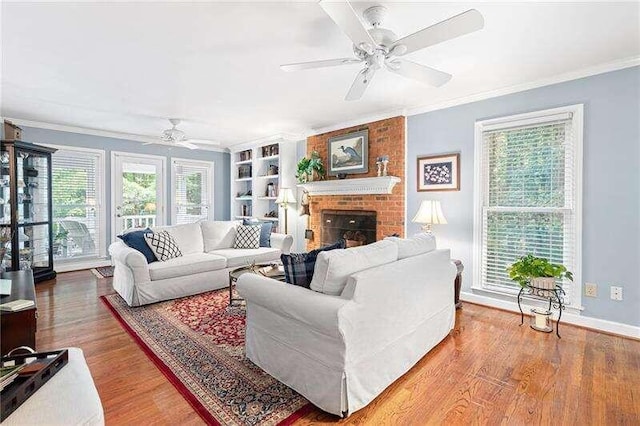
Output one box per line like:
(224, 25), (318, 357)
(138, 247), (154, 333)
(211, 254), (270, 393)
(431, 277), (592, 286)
(281, 239), (346, 288)
(233, 224), (261, 249)
(243, 218), (272, 248)
(117, 228), (157, 263)
(144, 230), (182, 261)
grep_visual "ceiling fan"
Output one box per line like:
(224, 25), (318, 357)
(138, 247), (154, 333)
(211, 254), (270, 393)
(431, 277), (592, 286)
(144, 118), (218, 150)
(281, 1), (484, 101)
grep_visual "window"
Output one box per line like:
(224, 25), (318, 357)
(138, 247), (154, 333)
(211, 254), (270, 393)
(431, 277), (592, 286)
(50, 146), (106, 263)
(171, 159), (214, 224)
(473, 105), (582, 305)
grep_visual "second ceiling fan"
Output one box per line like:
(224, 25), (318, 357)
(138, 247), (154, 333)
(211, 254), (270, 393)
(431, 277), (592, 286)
(281, 1), (484, 101)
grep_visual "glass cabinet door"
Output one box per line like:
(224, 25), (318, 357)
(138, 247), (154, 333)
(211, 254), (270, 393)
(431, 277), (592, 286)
(17, 150), (49, 225)
(18, 223), (51, 272)
(0, 150), (10, 225)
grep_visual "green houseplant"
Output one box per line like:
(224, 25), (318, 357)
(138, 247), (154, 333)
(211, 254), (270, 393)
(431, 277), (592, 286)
(507, 255), (573, 289)
(296, 151), (326, 183)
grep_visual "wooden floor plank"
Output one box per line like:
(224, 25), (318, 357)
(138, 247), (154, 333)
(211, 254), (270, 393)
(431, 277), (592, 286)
(31, 270), (640, 425)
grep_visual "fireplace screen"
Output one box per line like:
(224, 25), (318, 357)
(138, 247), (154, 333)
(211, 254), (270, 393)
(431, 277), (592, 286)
(321, 210), (377, 247)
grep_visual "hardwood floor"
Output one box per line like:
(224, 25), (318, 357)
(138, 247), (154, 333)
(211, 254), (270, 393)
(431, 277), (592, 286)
(34, 271), (639, 425)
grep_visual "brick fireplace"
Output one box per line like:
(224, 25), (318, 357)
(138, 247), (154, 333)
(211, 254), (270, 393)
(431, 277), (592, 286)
(306, 116), (405, 250)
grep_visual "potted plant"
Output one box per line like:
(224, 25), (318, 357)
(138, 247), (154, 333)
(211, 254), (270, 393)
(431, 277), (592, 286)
(296, 151), (326, 183)
(507, 255), (573, 290)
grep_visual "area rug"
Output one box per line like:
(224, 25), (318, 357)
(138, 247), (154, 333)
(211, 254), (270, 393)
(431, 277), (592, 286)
(101, 290), (312, 425)
(91, 266), (114, 278)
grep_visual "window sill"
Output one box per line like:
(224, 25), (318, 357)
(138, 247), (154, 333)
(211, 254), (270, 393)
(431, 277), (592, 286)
(470, 285), (584, 314)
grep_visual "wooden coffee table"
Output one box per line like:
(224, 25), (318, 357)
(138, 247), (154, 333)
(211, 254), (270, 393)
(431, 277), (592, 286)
(228, 263), (285, 306)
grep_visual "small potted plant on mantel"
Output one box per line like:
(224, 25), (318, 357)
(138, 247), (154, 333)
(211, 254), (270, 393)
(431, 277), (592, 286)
(296, 151), (326, 183)
(507, 254), (573, 290)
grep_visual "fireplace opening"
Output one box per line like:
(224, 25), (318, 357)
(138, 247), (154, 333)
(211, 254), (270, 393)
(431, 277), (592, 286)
(321, 210), (377, 247)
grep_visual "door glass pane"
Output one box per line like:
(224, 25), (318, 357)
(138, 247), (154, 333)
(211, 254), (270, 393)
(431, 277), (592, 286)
(121, 162), (157, 230)
(174, 162), (210, 224)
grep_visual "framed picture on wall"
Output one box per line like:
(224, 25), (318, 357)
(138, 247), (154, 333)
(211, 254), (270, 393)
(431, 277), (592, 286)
(327, 130), (368, 176)
(417, 153), (460, 191)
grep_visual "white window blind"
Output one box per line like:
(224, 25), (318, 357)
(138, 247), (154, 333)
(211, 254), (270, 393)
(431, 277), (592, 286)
(172, 159), (213, 224)
(476, 107), (581, 304)
(51, 148), (104, 262)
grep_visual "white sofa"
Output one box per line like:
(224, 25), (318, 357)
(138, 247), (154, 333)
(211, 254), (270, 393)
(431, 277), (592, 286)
(108, 221), (293, 306)
(236, 236), (457, 417)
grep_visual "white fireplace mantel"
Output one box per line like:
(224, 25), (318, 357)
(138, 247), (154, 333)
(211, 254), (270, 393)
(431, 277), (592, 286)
(297, 176), (401, 196)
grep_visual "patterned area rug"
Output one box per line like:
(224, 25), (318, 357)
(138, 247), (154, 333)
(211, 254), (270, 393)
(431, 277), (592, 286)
(101, 290), (311, 425)
(91, 266), (114, 278)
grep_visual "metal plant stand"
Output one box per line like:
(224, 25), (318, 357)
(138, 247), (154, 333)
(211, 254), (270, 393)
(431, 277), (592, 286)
(517, 283), (566, 338)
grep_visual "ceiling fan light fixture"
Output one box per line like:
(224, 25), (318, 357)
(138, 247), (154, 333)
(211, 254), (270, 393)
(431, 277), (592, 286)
(389, 44), (407, 57)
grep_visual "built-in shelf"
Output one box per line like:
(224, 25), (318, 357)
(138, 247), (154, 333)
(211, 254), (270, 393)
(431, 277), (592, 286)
(258, 155), (279, 161)
(235, 177), (252, 182)
(235, 159), (252, 165)
(258, 175), (279, 179)
(298, 176), (401, 196)
(257, 196), (277, 200)
(235, 197), (252, 201)
(235, 215), (252, 219)
(261, 217), (279, 221)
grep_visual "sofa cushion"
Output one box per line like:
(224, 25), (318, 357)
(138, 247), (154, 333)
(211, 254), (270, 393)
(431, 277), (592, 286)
(144, 230), (183, 261)
(147, 253), (227, 281)
(233, 224), (261, 249)
(209, 247), (281, 268)
(243, 218), (272, 248)
(152, 222), (203, 255)
(117, 228), (157, 263)
(385, 233), (436, 260)
(201, 221), (240, 251)
(310, 240), (398, 296)
(280, 240), (346, 288)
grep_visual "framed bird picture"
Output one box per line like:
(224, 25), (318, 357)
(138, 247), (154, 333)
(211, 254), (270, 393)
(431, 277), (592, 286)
(417, 153), (460, 191)
(327, 130), (368, 176)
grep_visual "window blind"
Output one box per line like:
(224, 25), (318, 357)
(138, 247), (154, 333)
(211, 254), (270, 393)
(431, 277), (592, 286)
(479, 115), (577, 303)
(173, 160), (212, 224)
(51, 149), (103, 262)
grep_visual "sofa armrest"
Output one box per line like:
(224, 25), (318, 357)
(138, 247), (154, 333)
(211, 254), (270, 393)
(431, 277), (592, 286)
(237, 274), (349, 337)
(270, 233), (293, 254)
(108, 240), (150, 283)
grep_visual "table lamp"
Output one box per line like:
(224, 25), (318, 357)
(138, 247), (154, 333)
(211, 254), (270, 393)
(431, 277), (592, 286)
(412, 200), (447, 234)
(275, 188), (296, 234)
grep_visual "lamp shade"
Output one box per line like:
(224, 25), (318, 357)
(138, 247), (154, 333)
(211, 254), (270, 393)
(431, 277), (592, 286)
(412, 200), (447, 225)
(275, 188), (296, 205)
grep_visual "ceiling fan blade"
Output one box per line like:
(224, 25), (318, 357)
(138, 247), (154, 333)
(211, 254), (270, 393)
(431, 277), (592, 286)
(177, 140), (199, 150)
(320, 0), (377, 53)
(387, 59), (452, 87)
(281, 58), (362, 72)
(188, 139), (221, 146)
(345, 68), (375, 101)
(142, 141), (155, 146)
(392, 9), (484, 56)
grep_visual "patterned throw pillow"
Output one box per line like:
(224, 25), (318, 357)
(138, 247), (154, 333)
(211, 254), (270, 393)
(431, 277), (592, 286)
(233, 224), (261, 249)
(144, 230), (182, 261)
(243, 218), (272, 247)
(280, 239), (346, 288)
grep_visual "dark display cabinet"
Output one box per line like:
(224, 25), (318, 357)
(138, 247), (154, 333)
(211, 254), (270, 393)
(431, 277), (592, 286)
(1, 140), (57, 282)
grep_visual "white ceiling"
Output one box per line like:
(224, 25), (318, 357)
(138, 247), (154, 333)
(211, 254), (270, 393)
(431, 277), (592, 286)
(1, 1), (639, 148)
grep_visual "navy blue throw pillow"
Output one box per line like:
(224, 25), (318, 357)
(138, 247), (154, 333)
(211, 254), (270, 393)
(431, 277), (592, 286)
(243, 218), (272, 248)
(117, 228), (157, 263)
(281, 239), (346, 288)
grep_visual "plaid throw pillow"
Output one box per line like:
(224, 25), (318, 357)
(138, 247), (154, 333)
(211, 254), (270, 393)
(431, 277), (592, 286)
(281, 239), (346, 288)
(233, 224), (261, 249)
(144, 230), (182, 261)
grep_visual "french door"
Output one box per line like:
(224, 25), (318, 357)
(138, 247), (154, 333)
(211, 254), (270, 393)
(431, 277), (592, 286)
(112, 152), (165, 241)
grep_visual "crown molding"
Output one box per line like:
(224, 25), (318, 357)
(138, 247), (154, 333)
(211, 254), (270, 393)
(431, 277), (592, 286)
(405, 56), (640, 117)
(227, 132), (305, 152)
(2, 117), (230, 153)
(305, 56), (640, 138)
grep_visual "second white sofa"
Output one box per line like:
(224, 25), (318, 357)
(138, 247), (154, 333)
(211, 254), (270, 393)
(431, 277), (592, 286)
(108, 221), (293, 306)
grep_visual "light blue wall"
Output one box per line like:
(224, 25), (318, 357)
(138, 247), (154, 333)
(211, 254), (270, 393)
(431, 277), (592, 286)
(19, 126), (231, 249)
(407, 66), (640, 327)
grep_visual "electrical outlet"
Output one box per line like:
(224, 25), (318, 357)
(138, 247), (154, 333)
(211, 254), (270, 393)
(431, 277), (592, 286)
(585, 282), (597, 297)
(610, 286), (623, 301)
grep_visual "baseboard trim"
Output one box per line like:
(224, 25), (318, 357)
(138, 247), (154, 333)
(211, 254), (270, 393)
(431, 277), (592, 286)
(460, 291), (640, 340)
(55, 259), (112, 273)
